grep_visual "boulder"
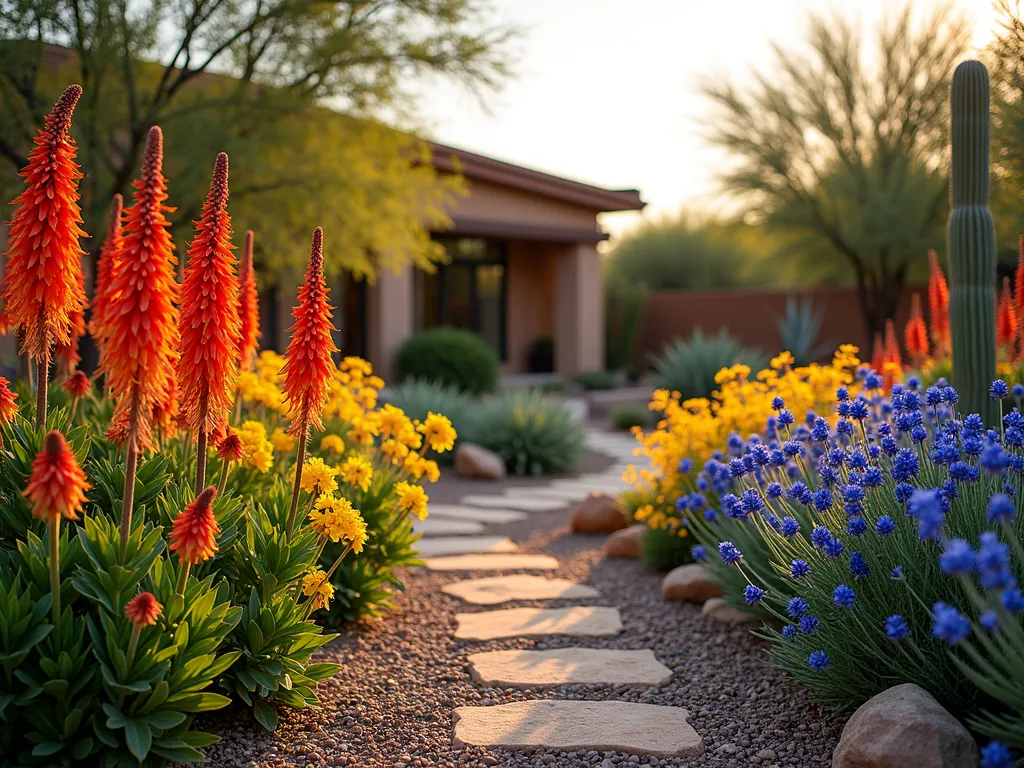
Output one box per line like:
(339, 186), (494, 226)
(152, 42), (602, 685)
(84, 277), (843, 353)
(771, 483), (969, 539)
(700, 598), (759, 625)
(455, 443), (506, 480)
(570, 493), (628, 533)
(661, 564), (724, 603)
(603, 525), (645, 558)
(832, 683), (978, 768)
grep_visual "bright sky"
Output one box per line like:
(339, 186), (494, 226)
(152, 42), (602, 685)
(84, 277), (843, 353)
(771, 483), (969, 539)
(412, 0), (1000, 243)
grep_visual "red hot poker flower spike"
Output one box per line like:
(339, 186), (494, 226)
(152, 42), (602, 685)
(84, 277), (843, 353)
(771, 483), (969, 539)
(904, 293), (929, 365)
(124, 591), (162, 627)
(169, 486), (220, 565)
(23, 430), (90, 522)
(998, 276), (1018, 354)
(1, 85), (88, 361)
(90, 194), (124, 360)
(281, 227), (338, 435)
(928, 250), (950, 354)
(63, 370), (90, 399)
(177, 153), (241, 438)
(104, 127), (179, 429)
(237, 230), (261, 372)
(0, 378), (18, 424)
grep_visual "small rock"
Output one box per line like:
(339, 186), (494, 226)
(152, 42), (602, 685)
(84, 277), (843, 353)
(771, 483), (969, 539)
(454, 443), (506, 479)
(832, 683), (978, 768)
(662, 564), (725, 603)
(701, 597), (760, 625)
(756, 748), (778, 761)
(603, 524), (646, 558)
(570, 493), (628, 533)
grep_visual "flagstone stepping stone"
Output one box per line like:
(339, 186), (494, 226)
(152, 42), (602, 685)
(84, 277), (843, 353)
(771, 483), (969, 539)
(415, 536), (518, 558)
(441, 575), (599, 605)
(413, 517), (485, 535)
(427, 504), (528, 524)
(453, 700), (704, 757)
(461, 495), (567, 513)
(423, 553), (560, 572)
(467, 648), (672, 687)
(454, 606), (622, 641)
(506, 487), (590, 502)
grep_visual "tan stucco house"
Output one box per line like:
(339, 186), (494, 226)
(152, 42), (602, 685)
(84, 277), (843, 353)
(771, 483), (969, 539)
(355, 144), (645, 380)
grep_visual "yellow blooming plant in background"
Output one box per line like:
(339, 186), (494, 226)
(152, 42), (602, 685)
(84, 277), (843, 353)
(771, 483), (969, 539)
(625, 345), (862, 534)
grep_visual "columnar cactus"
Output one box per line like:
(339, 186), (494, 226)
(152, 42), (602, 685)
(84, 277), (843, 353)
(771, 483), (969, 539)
(948, 60), (997, 425)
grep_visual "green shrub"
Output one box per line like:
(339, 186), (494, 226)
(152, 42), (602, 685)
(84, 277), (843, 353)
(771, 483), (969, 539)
(386, 378), (479, 463)
(640, 526), (693, 571)
(468, 390), (584, 476)
(775, 296), (832, 365)
(610, 403), (650, 431)
(575, 370), (617, 391)
(395, 327), (499, 395)
(649, 328), (765, 401)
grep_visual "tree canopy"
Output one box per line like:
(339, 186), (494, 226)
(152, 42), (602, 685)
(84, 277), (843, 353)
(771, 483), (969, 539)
(701, 4), (970, 337)
(0, 0), (516, 281)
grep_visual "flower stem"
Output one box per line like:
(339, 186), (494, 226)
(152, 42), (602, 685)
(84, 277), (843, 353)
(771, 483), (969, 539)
(126, 625), (141, 669)
(69, 395), (79, 424)
(217, 459), (230, 496)
(286, 422), (308, 540)
(175, 562), (191, 596)
(119, 394), (142, 553)
(35, 353), (48, 429)
(195, 428), (208, 496)
(48, 518), (61, 630)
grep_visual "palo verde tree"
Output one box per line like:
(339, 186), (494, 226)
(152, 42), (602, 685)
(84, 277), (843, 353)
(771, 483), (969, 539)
(0, 0), (517, 280)
(701, 4), (970, 338)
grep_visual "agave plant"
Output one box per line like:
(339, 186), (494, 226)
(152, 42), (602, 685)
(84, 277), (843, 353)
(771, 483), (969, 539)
(776, 296), (832, 365)
(649, 328), (765, 401)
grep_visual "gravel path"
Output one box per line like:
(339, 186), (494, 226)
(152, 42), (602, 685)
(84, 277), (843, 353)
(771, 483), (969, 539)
(201, 502), (842, 768)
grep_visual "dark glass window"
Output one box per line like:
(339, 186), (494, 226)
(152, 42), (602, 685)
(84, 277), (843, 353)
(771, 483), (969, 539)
(415, 238), (507, 359)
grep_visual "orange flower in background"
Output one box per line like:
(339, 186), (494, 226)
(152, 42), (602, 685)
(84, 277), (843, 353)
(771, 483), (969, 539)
(177, 153), (241, 438)
(998, 276), (1018, 355)
(904, 293), (929, 366)
(281, 227), (338, 435)
(23, 430), (90, 522)
(124, 591), (162, 627)
(217, 429), (244, 461)
(103, 127), (179, 430)
(169, 486), (220, 565)
(1, 84), (88, 361)
(870, 331), (884, 374)
(90, 194), (124, 359)
(928, 250), (950, 354)
(238, 229), (261, 373)
(64, 370), (90, 399)
(0, 378), (18, 423)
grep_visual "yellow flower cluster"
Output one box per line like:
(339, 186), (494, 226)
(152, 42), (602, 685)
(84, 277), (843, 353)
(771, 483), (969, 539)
(238, 351), (290, 413)
(628, 346), (862, 529)
(339, 455), (373, 492)
(237, 420), (275, 472)
(308, 494), (368, 553)
(395, 481), (428, 520)
(301, 457), (339, 495)
(302, 569), (335, 610)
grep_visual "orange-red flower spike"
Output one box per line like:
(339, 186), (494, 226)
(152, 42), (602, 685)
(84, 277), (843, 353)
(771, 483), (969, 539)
(281, 227), (338, 435)
(23, 430), (90, 523)
(90, 194), (124, 361)
(177, 153), (240, 439)
(0, 85), (88, 362)
(928, 250), (950, 355)
(124, 592), (162, 627)
(237, 230), (261, 372)
(904, 293), (929, 366)
(103, 126), (179, 432)
(0, 378), (18, 424)
(63, 370), (90, 399)
(169, 486), (220, 565)
(998, 276), (1018, 355)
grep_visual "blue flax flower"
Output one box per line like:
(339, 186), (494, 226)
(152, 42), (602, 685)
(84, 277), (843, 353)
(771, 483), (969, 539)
(678, 458), (692, 474)
(987, 493), (1015, 523)
(849, 552), (870, 580)
(885, 615), (909, 640)
(810, 525), (833, 549)
(744, 585), (766, 604)
(771, 396), (785, 411)
(932, 602), (971, 645)
(977, 533), (1015, 590)
(782, 624), (797, 640)
(847, 517), (867, 537)
(908, 488), (945, 540)
(939, 539), (975, 576)
(808, 650), (830, 672)
(718, 541), (743, 566)
(875, 516), (896, 535)
(690, 545), (706, 562)
(980, 741), (1014, 768)
(980, 612), (1000, 632)
(780, 517), (800, 538)
(787, 596), (809, 618)
(790, 559), (810, 579)
(990, 379), (1009, 399)
(823, 538), (845, 558)
(833, 585), (856, 609)
(1002, 588), (1024, 612)
(799, 615), (819, 634)
(890, 566), (904, 580)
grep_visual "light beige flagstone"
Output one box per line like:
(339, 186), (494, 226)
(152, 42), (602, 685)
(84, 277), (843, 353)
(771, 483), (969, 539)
(415, 536), (518, 558)
(461, 495), (568, 513)
(413, 517), (485, 536)
(426, 504), (528, 524)
(422, 553), (559, 572)
(454, 606), (622, 641)
(441, 575), (599, 605)
(504, 487), (590, 502)
(453, 700), (704, 757)
(467, 648), (672, 687)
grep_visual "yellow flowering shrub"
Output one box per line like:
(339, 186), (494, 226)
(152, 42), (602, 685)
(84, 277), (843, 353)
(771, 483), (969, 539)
(626, 345), (862, 533)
